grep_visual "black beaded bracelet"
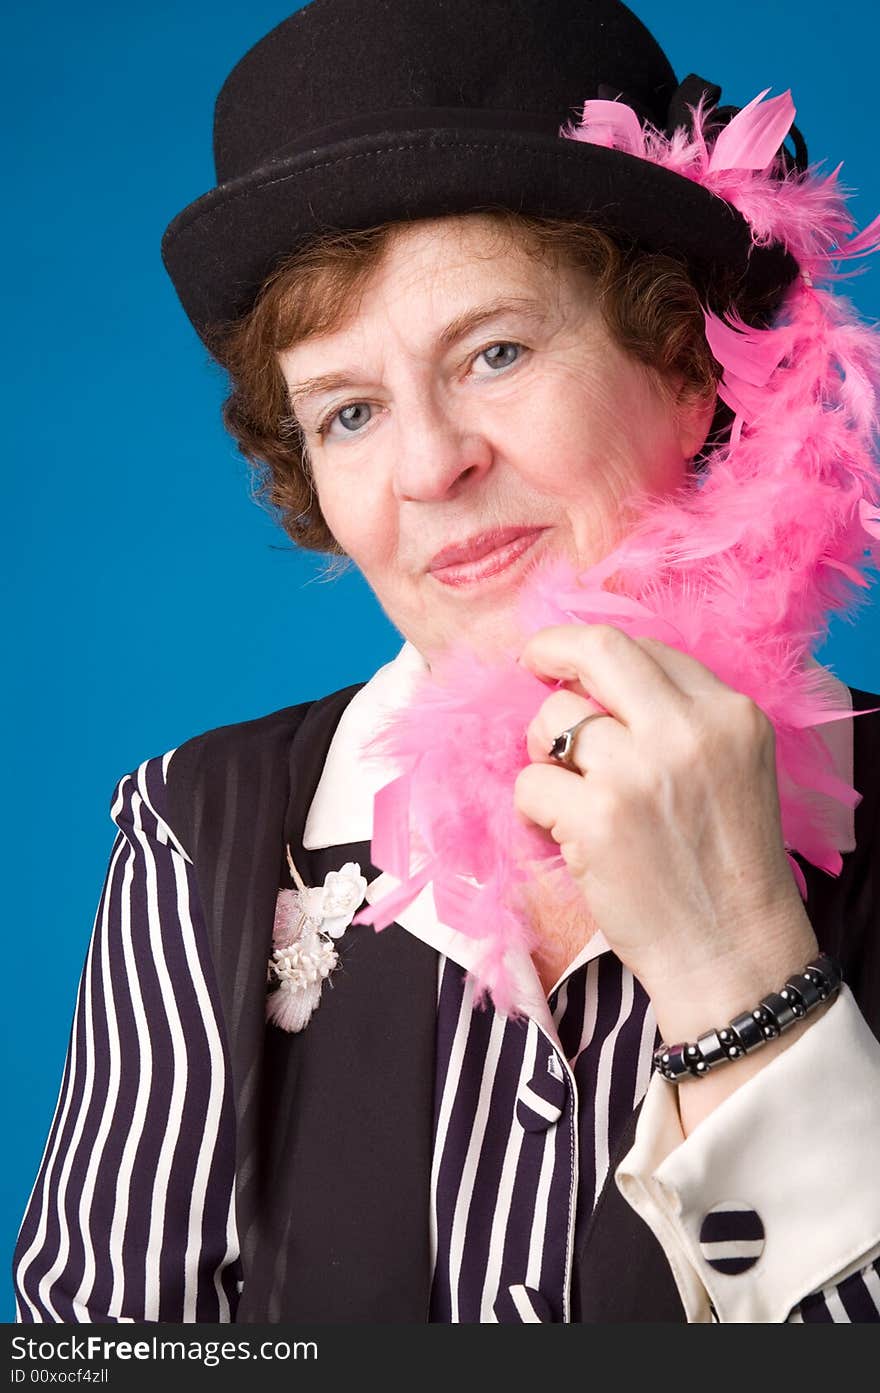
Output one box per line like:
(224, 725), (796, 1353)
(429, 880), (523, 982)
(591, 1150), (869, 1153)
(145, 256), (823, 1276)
(653, 953), (842, 1084)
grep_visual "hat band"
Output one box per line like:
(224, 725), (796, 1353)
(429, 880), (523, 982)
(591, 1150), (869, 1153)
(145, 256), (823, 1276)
(235, 105), (577, 179)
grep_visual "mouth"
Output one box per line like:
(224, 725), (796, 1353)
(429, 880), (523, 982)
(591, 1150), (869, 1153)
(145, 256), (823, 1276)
(427, 526), (548, 588)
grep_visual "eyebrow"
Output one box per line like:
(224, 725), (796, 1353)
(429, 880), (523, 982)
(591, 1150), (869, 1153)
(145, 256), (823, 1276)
(284, 295), (549, 413)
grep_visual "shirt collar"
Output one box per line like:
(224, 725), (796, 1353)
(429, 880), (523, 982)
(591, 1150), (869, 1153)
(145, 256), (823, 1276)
(302, 639), (582, 1030)
(302, 640), (855, 1020)
(303, 639), (429, 850)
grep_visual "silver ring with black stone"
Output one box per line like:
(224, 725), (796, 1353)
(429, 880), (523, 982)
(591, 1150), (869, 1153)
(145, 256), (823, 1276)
(547, 712), (607, 771)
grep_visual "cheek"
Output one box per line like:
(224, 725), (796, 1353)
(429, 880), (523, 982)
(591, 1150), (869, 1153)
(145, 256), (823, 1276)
(311, 460), (397, 572)
(498, 377), (628, 498)
(500, 366), (687, 564)
(525, 362), (682, 491)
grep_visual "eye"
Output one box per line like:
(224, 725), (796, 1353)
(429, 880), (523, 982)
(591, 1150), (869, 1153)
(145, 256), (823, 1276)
(474, 341), (525, 373)
(318, 401), (373, 438)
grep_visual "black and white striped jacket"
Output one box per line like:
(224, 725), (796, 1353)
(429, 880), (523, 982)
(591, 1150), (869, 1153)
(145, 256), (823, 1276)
(13, 647), (880, 1322)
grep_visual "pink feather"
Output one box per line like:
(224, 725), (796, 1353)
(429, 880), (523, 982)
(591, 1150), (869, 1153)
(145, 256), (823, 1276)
(371, 772), (412, 880)
(707, 89), (796, 173)
(561, 98), (646, 156)
(355, 87), (880, 1016)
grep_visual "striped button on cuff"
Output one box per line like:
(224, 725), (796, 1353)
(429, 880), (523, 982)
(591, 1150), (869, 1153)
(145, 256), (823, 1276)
(699, 1201), (766, 1274)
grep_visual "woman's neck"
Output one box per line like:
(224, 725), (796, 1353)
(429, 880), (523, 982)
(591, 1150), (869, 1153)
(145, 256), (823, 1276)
(519, 868), (599, 997)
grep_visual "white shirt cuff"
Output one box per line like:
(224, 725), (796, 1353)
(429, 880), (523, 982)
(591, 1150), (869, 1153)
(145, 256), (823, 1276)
(614, 984), (880, 1322)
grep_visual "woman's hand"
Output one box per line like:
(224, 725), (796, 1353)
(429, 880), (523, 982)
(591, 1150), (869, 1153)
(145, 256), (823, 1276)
(513, 623), (821, 1062)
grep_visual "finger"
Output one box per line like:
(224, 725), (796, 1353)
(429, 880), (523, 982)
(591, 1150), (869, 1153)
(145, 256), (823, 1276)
(526, 688), (626, 768)
(526, 688), (601, 763)
(519, 623), (676, 725)
(514, 761), (587, 844)
(519, 623), (685, 729)
(631, 635), (730, 699)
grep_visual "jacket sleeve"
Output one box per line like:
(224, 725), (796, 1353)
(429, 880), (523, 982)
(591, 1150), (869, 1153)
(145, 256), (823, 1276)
(788, 1254), (880, 1322)
(12, 751), (242, 1322)
(614, 986), (880, 1322)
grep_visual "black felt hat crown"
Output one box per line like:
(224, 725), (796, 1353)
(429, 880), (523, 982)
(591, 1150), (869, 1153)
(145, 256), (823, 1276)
(161, 0), (803, 352)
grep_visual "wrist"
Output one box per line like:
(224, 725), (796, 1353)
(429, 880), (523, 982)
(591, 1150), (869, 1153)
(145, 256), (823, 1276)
(652, 951), (841, 1135)
(673, 994), (834, 1134)
(646, 906), (818, 1046)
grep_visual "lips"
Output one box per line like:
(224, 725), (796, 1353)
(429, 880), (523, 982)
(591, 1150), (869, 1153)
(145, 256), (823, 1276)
(428, 526), (547, 587)
(429, 526), (546, 570)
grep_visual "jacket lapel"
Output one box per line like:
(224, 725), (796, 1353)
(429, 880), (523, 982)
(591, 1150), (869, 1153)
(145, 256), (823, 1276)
(571, 1101), (686, 1322)
(235, 689), (438, 1323)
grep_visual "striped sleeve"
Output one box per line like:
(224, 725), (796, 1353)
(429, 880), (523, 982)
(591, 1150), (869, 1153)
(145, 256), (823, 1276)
(787, 1255), (880, 1322)
(12, 751), (242, 1323)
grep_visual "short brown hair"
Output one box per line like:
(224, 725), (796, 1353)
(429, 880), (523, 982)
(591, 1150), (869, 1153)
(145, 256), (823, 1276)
(211, 209), (772, 555)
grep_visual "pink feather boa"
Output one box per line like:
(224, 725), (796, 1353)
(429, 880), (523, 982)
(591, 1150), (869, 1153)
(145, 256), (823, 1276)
(353, 86), (880, 1016)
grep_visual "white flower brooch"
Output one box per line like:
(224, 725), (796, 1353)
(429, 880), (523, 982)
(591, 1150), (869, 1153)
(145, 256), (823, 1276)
(266, 846), (368, 1033)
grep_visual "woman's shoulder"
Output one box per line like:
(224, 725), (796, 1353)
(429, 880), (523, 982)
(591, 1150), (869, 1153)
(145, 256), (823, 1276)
(849, 681), (880, 777)
(849, 681), (880, 712)
(849, 681), (880, 827)
(114, 680), (367, 854)
(176, 680), (364, 768)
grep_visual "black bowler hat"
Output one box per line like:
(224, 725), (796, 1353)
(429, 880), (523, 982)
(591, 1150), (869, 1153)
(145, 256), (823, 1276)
(161, 0), (804, 353)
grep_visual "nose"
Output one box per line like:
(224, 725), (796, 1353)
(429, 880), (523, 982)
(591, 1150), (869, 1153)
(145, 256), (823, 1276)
(391, 394), (492, 502)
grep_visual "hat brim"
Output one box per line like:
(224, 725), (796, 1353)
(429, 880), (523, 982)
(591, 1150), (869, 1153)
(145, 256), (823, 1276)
(161, 125), (798, 351)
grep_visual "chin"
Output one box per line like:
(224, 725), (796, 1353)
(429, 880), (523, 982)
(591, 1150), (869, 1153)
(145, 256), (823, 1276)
(426, 609), (524, 665)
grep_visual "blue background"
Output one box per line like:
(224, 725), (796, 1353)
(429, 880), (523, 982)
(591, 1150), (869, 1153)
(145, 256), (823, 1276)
(5, 0), (880, 1320)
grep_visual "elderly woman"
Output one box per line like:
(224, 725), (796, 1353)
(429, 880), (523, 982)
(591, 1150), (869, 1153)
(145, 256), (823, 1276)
(13, 0), (880, 1324)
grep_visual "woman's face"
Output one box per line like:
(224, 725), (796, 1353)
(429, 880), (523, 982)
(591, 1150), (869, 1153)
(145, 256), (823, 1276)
(278, 216), (715, 661)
